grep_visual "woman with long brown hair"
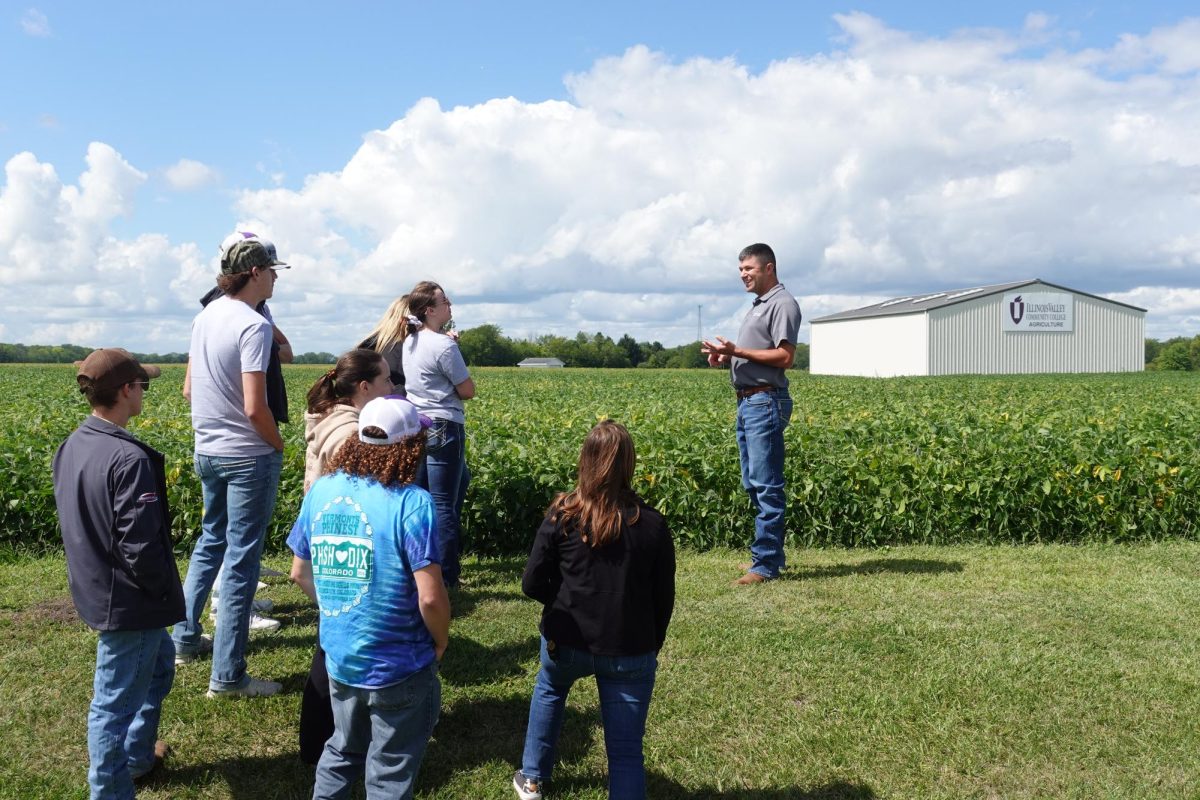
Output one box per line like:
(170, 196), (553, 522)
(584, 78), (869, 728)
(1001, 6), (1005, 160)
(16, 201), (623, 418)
(303, 348), (393, 492)
(513, 420), (675, 800)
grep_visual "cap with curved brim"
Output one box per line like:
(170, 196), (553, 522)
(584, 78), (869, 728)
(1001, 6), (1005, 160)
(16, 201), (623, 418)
(75, 348), (161, 392)
(358, 396), (433, 444)
(221, 238), (291, 275)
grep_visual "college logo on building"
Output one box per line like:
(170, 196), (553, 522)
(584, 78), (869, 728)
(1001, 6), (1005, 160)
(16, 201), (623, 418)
(1009, 295), (1025, 325)
(1002, 291), (1073, 332)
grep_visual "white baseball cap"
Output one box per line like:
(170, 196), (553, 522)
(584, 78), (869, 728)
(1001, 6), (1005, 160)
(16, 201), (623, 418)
(358, 396), (431, 445)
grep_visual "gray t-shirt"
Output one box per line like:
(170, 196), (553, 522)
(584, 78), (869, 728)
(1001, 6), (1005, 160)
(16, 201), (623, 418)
(190, 296), (275, 456)
(401, 331), (470, 423)
(730, 283), (802, 390)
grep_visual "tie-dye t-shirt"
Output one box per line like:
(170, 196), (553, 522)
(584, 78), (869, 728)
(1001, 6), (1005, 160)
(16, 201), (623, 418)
(288, 472), (440, 688)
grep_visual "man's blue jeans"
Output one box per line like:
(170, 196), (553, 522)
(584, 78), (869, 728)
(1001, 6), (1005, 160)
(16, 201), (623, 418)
(415, 419), (468, 587)
(172, 450), (282, 691)
(88, 628), (175, 800)
(736, 388), (793, 578)
(521, 638), (658, 800)
(313, 664), (441, 800)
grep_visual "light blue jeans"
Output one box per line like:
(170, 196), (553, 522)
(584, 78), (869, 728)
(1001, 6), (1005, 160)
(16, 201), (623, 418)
(735, 389), (793, 578)
(313, 664), (441, 800)
(415, 419), (469, 587)
(521, 638), (658, 800)
(88, 628), (175, 800)
(172, 450), (282, 691)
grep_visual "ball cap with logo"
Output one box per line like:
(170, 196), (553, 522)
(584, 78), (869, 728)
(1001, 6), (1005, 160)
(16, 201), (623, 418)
(75, 348), (161, 392)
(358, 396), (432, 445)
(219, 231), (292, 276)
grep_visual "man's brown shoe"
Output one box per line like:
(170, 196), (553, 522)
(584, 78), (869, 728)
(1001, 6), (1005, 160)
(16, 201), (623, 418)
(733, 571), (769, 586)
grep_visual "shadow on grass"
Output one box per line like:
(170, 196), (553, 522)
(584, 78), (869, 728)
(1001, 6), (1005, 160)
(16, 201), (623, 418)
(643, 775), (877, 799)
(786, 558), (964, 581)
(151, 752), (314, 799)
(441, 633), (539, 686)
(421, 695), (594, 792)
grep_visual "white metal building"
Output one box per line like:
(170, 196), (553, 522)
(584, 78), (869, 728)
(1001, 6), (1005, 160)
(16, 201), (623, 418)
(517, 357), (565, 368)
(810, 279), (1146, 377)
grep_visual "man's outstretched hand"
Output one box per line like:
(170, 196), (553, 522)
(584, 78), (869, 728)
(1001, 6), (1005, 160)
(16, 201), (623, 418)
(701, 336), (735, 367)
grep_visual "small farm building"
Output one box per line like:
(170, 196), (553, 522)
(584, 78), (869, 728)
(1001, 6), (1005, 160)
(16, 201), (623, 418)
(517, 357), (565, 368)
(810, 279), (1145, 377)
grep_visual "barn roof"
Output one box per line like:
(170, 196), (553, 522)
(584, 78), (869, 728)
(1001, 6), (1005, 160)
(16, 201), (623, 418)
(810, 279), (1146, 323)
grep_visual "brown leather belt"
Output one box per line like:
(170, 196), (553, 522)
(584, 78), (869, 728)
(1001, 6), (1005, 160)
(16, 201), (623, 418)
(735, 385), (775, 399)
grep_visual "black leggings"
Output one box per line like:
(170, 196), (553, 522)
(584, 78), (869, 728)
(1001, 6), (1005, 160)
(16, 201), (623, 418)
(299, 641), (335, 765)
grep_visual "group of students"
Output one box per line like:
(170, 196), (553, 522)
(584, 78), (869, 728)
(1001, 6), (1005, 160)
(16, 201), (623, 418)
(51, 232), (677, 800)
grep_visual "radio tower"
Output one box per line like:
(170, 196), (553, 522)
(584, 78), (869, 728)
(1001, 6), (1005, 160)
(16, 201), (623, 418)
(697, 305), (702, 343)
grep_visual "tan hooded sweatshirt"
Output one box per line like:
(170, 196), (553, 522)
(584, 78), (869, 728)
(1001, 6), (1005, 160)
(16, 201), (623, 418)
(303, 405), (359, 492)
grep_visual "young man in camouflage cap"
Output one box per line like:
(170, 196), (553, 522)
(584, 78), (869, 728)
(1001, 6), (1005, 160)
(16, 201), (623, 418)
(172, 237), (289, 697)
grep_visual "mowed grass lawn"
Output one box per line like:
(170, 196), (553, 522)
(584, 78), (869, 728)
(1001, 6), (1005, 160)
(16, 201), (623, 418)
(2, 544), (1199, 799)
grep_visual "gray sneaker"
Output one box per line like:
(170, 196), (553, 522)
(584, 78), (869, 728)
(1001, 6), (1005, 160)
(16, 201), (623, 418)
(210, 596), (275, 616)
(206, 676), (282, 699)
(513, 770), (543, 800)
(174, 634), (213, 666)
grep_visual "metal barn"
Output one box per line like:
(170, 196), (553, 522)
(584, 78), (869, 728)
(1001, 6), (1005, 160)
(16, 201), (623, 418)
(810, 279), (1146, 377)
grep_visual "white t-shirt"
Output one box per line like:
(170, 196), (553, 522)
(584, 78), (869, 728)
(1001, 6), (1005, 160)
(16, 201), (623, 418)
(401, 331), (470, 423)
(189, 296), (274, 456)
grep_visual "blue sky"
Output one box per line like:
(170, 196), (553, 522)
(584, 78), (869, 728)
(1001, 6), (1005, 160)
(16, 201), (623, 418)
(2, 2), (1199, 352)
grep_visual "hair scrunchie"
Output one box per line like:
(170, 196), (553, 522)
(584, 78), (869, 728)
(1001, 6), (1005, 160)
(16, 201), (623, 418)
(406, 314), (424, 330)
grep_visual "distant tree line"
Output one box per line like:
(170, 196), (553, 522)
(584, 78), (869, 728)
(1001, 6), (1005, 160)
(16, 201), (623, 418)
(455, 324), (810, 369)
(0, 330), (814, 370)
(0, 343), (188, 364)
(1145, 336), (1200, 371)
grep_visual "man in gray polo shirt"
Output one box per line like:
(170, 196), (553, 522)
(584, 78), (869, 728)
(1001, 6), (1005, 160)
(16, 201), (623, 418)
(702, 243), (802, 585)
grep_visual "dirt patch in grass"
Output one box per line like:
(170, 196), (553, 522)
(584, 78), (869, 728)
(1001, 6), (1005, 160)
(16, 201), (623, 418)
(3, 596), (81, 627)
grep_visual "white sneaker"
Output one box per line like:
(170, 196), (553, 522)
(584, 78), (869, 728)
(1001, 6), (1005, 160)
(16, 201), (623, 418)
(209, 611), (282, 633)
(206, 676), (282, 699)
(246, 613), (281, 632)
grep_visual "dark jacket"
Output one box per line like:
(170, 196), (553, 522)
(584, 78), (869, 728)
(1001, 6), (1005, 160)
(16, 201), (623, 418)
(52, 416), (186, 631)
(522, 501), (675, 656)
(358, 333), (405, 391)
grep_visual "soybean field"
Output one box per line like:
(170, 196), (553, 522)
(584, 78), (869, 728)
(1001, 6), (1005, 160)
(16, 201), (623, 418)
(2, 365), (1198, 555)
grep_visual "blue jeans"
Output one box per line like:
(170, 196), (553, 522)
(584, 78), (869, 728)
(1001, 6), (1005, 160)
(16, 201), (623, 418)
(173, 450), (282, 691)
(521, 638), (658, 800)
(313, 664), (441, 800)
(415, 419), (468, 587)
(88, 628), (175, 800)
(736, 389), (793, 578)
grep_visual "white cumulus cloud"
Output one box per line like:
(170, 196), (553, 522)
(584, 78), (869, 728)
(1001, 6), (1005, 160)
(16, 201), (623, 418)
(163, 158), (218, 191)
(4, 15), (1200, 353)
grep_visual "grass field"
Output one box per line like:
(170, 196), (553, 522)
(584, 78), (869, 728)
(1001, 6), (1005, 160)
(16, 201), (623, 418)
(2, 544), (1199, 799)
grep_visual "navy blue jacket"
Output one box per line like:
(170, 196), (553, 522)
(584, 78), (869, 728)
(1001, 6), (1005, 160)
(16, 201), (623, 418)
(52, 416), (185, 631)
